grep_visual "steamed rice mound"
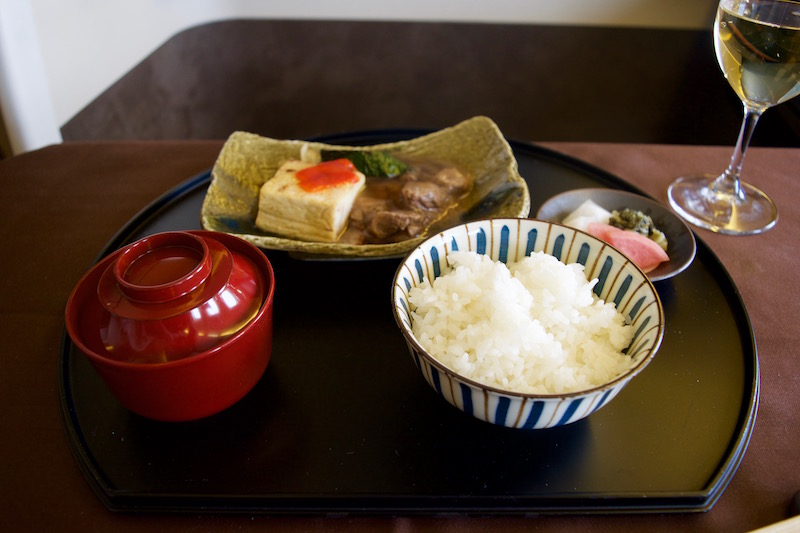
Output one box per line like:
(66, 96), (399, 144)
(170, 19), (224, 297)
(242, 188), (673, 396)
(408, 251), (634, 394)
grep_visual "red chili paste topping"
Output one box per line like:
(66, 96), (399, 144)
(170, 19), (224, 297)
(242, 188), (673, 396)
(296, 159), (360, 192)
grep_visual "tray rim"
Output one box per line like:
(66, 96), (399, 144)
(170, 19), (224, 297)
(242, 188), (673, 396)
(57, 132), (759, 515)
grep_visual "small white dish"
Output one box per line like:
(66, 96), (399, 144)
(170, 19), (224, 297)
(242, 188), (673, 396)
(537, 188), (696, 282)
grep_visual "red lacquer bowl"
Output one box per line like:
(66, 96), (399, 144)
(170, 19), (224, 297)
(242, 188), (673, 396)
(65, 230), (275, 421)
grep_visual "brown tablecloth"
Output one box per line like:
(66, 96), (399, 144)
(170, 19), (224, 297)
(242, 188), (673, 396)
(1, 140), (798, 532)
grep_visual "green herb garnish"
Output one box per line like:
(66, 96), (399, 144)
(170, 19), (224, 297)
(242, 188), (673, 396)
(321, 150), (408, 178)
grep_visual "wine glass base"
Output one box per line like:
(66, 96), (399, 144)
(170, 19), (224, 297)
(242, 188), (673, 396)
(667, 175), (778, 235)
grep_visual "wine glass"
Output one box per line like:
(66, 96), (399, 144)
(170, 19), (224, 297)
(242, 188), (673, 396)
(667, 0), (800, 235)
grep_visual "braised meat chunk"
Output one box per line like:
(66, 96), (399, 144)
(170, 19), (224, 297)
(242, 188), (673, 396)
(349, 195), (393, 226)
(432, 167), (470, 195)
(402, 181), (449, 210)
(368, 210), (426, 240)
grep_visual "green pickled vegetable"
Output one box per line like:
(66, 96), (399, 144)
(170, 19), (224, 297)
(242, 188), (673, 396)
(649, 229), (668, 251)
(610, 208), (668, 251)
(321, 150), (408, 178)
(610, 208), (654, 235)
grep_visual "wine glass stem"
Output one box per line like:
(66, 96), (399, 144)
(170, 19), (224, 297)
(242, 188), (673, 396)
(713, 103), (763, 201)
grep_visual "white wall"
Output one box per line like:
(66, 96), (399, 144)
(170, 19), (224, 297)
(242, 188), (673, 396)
(0, 0), (61, 154)
(1, 0), (718, 154)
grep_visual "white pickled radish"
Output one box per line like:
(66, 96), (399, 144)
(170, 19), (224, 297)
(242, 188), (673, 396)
(561, 199), (612, 232)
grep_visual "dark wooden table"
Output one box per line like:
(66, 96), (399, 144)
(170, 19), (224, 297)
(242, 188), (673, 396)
(1, 139), (799, 532)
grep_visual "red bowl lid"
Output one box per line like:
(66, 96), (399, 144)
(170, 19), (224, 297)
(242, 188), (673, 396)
(97, 231), (234, 320)
(68, 231), (267, 364)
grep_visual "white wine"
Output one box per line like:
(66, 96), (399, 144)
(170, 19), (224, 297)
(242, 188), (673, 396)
(715, 0), (800, 109)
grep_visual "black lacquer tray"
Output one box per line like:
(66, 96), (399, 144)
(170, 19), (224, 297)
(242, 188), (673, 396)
(58, 132), (758, 515)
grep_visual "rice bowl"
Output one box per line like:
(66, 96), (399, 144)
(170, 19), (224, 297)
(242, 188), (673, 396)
(392, 218), (664, 429)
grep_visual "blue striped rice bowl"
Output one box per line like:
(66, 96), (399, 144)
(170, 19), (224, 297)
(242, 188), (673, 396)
(391, 218), (664, 429)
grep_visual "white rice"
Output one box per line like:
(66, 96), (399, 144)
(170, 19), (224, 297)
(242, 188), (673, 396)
(408, 251), (634, 394)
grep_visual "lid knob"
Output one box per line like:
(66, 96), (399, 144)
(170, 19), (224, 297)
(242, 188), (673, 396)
(112, 232), (211, 303)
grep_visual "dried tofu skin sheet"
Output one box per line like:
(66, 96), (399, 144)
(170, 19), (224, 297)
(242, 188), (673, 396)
(201, 115), (530, 258)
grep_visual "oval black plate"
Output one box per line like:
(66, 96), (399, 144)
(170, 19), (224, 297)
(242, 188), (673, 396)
(58, 132), (758, 515)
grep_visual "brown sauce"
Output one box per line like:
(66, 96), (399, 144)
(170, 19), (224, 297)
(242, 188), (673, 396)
(340, 156), (473, 245)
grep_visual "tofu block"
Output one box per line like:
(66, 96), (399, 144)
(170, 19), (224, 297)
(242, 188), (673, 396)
(255, 160), (366, 242)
